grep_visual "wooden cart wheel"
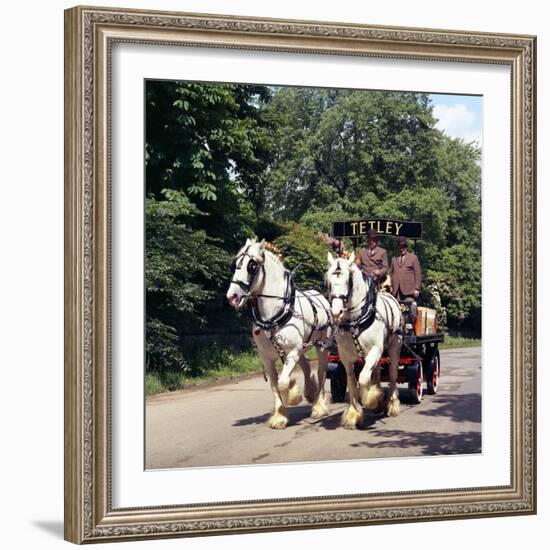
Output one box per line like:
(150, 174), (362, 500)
(330, 363), (348, 403)
(426, 351), (440, 395)
(408, 360), (423, 404)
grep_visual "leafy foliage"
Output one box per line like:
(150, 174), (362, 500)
(145, 81), (274, 373)
(273, 224), (332, 292)
(145, 189), (230, 371)
(146, 80), (273, 246)
(262, 89), (441, 218)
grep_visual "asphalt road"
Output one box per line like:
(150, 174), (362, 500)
(146, 347), (481, 469)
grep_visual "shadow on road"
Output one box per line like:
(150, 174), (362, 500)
(333, 389), (434, 409)
(233, 405), (315, 426)
(233, 407), (383, 431)
(417, 393), (481, 424)
(350, 429), (481, 455)
(232, 393), (480, 433)
(232, 412), (271, 426)
(316, 409), (380, 431)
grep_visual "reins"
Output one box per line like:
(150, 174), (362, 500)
(328, 266), (377, 334)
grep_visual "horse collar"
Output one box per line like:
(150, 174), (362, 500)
(251, 271), (296, 331)
(340, 275), (378, 335)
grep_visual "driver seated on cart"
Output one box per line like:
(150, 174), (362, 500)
(390, 235), (422, 331)
(357, 229), (388, 286)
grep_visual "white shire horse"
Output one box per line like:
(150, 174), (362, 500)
(326, 252), (404, 429)
(226, 238), (333, 429)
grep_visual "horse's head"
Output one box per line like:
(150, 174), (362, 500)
(226, 238), (266, 309)
(326, 251), (355, 322)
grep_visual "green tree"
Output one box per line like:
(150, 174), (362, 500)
(146, 80), (273, 246)
(145, 190), (230, 370)
(145, 81), (274, 372)
(273, 224), (332, 292)
(263, 89), (440, 219)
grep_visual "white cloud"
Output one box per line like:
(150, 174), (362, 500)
(433, 103), (481, 144)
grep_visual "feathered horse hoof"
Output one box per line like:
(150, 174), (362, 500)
(341, 405), (363, 429)
(268, 410), (288, 429)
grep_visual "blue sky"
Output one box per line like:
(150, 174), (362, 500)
(428, 93), (482, 145)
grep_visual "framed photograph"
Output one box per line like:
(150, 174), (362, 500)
(64, 5), (536, 544)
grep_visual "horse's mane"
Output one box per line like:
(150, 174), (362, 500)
(350, 261), (361, 276)
(350, 261), (369, 287)
(264, 249), (285, 269)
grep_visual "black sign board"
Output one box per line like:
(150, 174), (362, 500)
(332, 219), (422, 239)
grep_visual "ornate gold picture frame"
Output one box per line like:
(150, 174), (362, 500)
(64, 5), (536, 544)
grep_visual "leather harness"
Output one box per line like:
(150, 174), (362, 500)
(329, 265), (399, 358)
(230, 250), (331, 362)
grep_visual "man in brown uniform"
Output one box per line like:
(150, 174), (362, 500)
(390, 236), (422, 302)
(358, 229), (388, 285)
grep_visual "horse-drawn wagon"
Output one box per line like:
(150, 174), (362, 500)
(326, 218), (444, 406)
(328, 327), (443, 404)
(226, 217), (444, 430)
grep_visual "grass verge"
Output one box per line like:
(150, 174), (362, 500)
(439, 335), (481, 349)
(146, 350), (263, 396)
